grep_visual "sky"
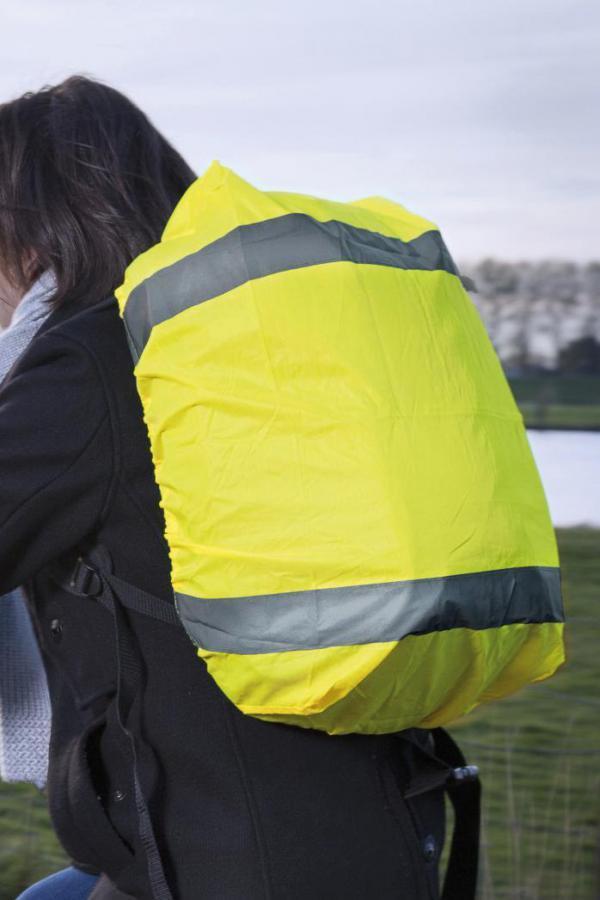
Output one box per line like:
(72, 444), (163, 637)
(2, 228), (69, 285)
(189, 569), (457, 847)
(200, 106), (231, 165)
(1, 0), (598, 262)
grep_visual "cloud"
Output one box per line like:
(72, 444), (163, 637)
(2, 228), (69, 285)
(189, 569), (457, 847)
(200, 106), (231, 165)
(1, 0), (598, 259)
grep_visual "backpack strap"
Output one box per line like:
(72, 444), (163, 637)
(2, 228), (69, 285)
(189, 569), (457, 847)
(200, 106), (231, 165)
(65, 555), (180, 628)
(432, 728), (481, 900)
(55, 552), (176, 900)
(397, 727), (481, 900)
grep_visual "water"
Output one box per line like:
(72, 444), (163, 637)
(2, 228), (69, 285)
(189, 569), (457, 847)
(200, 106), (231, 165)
(527, 430), (599, 527)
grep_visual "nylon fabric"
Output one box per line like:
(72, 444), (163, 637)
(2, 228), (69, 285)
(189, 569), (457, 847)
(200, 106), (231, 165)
(116, 163), (438, 312)
(123, 216), (457, 359)
(116, 161), (565, 735)
(200, 622), (564, 734)
(175, 565), (562, 654)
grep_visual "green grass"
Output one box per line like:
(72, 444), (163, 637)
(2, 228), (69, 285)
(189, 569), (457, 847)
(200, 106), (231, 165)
(0, 781), (67, 899)
(508, 376), (600, 430)
(1, 528), (599, 899)
(508, 376), (600, 406)
(518, 403), (600, 430)
(451, 528), (600, 899)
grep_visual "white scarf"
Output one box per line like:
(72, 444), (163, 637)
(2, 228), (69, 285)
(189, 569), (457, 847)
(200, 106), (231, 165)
(0, 270), (57, 788)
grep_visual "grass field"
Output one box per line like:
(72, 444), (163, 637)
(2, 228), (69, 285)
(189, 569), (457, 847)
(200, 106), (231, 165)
(518, 403), (600, 430)
(509, 376), (600, 430)
(454, 527), (600, 899)
(1, 528), (599, 900)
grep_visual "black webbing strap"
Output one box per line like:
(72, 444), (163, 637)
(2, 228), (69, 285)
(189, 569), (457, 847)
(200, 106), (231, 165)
(104, 572), (180, 628)
(398, 728), (481, 900)
(57, 555), (175, 900)
(63, 557), (180, 628)
(432, 728), (481, 900)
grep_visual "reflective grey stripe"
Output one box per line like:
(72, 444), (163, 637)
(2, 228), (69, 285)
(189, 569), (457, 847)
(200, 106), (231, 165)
(123, 214), (459, 361)
(175, 566), (563, 655)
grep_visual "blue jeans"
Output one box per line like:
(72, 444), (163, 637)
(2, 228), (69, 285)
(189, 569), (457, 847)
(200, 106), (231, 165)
(17, 866), (99, 899)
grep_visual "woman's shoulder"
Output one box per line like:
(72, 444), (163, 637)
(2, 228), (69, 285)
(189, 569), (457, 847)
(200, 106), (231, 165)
(0, 297), (121, 594)
(1, 295), (133, 430)
(14, 295), (133, 393)
(38, 296), (125, 358)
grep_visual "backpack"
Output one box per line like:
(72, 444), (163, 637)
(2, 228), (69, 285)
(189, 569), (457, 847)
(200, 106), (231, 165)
(115, 161), (565, 736)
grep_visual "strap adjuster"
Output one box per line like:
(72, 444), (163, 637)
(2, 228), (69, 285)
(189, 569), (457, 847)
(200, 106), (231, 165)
(450, 764), (480, 784)
(69, 557), (102, 597)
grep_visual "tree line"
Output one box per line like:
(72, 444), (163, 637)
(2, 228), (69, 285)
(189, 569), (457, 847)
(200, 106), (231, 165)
(461, 260), (600, 374)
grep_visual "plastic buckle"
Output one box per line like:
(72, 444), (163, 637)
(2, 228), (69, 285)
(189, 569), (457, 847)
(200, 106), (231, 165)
(69, 557), (102, 597)
(450, 764), (480, 784)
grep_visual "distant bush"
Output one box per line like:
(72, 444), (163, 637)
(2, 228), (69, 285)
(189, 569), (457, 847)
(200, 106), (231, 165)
(558, 336), (600, 374)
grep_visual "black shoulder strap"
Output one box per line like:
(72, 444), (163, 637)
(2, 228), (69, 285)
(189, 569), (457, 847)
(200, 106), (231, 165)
(397, 727), (481, 900)
(56, 553), (176, 900)
(65, 556), (180, 628)
(433, 728), (481, 900)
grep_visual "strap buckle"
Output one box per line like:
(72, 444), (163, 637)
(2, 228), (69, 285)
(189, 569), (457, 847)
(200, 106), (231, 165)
(69, 557), (103, 597)
(449, 764), (480, 785)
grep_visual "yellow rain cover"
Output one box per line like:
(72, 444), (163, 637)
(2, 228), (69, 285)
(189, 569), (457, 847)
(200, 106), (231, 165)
(116, 162), (565, 735)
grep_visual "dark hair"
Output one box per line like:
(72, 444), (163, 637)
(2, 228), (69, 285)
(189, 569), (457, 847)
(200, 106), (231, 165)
(0, 75), (196, 308)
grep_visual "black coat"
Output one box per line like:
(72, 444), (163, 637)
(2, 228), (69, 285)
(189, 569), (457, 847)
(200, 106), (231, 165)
(0, 297), (445, 899)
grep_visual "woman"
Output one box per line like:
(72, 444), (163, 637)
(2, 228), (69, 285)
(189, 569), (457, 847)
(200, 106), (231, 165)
(0, 76), (446, 899)
(0, 271), (54, 796)
(0, 267), (98, 899)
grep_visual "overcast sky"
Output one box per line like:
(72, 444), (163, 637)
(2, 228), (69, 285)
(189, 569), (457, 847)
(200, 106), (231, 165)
(1, 0), (598, 261)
